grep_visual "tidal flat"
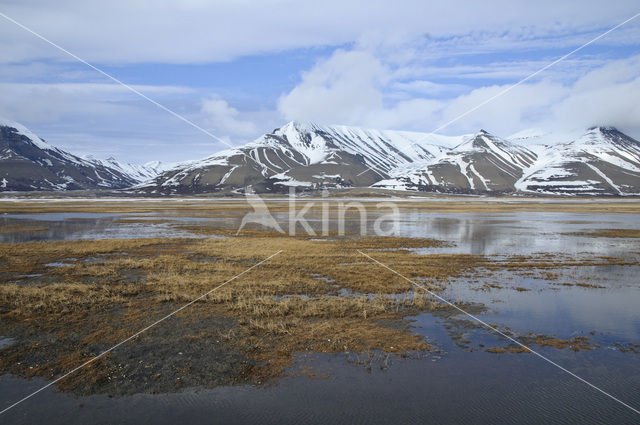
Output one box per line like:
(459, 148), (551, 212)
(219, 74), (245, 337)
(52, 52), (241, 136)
(1, 198), (639, 424)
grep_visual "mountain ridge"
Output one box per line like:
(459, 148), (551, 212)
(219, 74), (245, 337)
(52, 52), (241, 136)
(0, 119), (158, 191)
(141, 122), (640, 196)
(135, 121), (471, 194)
(2, 118), (640, 196)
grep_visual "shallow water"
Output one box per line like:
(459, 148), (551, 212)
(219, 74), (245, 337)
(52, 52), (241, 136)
(2, 347), (639, 424)
(0, 213), (202, 242)
(397, 211), (640, 256)
(3, 209), (640, 257)
(1, 208), (640, 423)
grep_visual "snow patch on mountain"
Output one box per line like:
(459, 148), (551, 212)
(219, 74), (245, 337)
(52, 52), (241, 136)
(0, 117), (53, 151)
(375, 130), (537, 192)
(271, 121), (465, 172)
(84, 155), (165, 182)
(515, 127), (640, 195)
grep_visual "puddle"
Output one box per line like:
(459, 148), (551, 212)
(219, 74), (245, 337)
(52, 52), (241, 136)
(188, 255), (220, 263)
(0, 337), (14, 349)
(310, 273), (334, 283)
(44, 262), (73, 268)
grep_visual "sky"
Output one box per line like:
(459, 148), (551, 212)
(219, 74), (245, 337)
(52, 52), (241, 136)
(0, 0), (639, 164)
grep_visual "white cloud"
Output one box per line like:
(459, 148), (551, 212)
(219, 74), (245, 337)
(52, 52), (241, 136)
(391, 80), (470, 96)
(278, 50), (387, 125)
(0, 82), (194, 123)
(436, 56), (640, 137)
(553, 67), (640, 133)
(366, 98), (443, 130)
(0, 82), (233, 163)
(1, 0), (638, 64)
(200, 97), (257, 138)
(278, 49), (640, 139)
(394, 57), (610, 84)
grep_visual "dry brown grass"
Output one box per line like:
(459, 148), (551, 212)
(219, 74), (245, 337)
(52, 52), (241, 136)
(0, 231), (462, 391)
(0, 224), (49, 233)
(2, 198), (640, 216)
(483, 254), (636, 273)
(566, 228), (640, 238)
(484, 333), (592, 355)
(485, 347), (507, 354)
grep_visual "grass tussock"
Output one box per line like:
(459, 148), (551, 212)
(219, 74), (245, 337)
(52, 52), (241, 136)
(485, 334), (592, 354)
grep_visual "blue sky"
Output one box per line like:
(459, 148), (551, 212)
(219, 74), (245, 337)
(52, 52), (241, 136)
(0, 1), (639, 164)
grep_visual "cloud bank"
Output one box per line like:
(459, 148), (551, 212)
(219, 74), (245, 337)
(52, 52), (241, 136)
(278, 49), (640, 139)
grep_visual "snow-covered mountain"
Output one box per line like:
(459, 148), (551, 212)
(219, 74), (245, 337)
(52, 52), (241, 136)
(2, 118), (639, 195)
(143, 122), (640, 196)
(0, 119), (139, 191)
(138, 122), (640, 195)
(137, 121), (468, 193)
(373, 130), (537, 192)
(84, 155), (164, 182)
(515, 127), (640, 195)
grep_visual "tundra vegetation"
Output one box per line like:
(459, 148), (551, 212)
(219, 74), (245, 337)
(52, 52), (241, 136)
(0, 199), (638, 395)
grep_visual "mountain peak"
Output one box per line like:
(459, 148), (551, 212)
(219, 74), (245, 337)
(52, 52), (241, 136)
(587, 125), (619, 132)
(471, 129), (502, 142)
(0, 118), (53, 151)
(581, 126), (623, 140)
(584, 126), (630, 140)
(276, 120), (318, 134)
(579, 125), (640, 148)
(459, 129), (498, 145)
(451, 129), (531, 156)
(0, 120), (139, 191)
